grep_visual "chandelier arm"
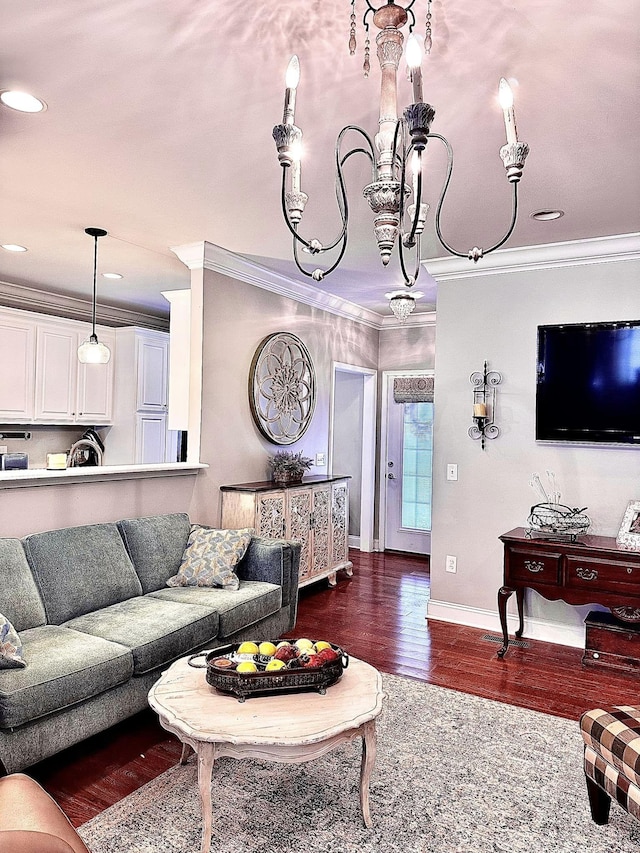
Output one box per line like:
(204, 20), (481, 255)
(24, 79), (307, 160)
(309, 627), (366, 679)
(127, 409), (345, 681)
(405, 144), (423, 246)
(337, 125), (377, 183)
(291, 224), (350, 280)
(430, 132), (521, 259)
(397, 138), (415, 286)
(481, 182), (519, 255)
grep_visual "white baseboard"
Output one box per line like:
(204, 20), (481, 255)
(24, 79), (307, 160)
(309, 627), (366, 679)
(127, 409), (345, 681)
(426, 599), (586, 649)
(348, 535), (360, 549)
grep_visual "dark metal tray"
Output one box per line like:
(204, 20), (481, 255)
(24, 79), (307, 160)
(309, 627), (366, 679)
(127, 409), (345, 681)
(188, 639), (348, 702)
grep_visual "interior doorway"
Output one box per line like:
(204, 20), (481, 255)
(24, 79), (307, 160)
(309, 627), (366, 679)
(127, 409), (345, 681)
(380, 370), (433, 555)
(330, 362), (377, 552)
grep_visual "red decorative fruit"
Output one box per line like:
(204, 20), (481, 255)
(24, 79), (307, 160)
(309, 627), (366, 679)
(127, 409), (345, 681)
(274, 644), (298, 662)
(317, 647), (339, 663)
(302, 654), (323, 668)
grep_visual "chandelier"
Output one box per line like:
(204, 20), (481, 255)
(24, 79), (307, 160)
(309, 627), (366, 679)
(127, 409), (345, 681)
(272, 0), (529, 321)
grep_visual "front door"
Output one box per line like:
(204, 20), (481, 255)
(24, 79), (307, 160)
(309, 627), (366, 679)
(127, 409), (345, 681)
(384, 378), (433, 554)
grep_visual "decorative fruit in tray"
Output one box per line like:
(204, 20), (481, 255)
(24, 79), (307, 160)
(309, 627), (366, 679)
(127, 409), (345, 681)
(210, 639), (343, 673)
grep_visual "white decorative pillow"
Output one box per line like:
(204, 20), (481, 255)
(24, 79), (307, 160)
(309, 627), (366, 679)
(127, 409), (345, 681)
(166, 526), (254, 590)
(0, 613), (26, 669)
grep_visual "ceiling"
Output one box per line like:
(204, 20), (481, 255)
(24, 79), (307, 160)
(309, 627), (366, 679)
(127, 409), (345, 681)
(1, 0), (638, 322)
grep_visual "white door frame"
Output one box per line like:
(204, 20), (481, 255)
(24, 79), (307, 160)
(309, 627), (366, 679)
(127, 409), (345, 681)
(379, 368), (434, 553)
(329, 361), (377, 553)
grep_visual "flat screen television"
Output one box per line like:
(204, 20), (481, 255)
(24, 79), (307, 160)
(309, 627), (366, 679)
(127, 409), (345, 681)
(536, 321), (640, 445)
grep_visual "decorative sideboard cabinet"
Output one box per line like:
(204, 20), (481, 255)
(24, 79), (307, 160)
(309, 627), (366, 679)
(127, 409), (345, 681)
(220, 475), (353, 588)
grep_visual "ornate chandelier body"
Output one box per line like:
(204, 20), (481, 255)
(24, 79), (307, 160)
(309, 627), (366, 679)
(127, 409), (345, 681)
(272, 0), (529, 320)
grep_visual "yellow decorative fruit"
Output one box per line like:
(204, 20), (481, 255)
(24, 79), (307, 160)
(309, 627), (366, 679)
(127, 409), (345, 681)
(265, 659), (286, 671)
(295, 638), (314, 651)
(236, 661), (258, 673)
(237, 642), (259, 655)
(314, 641), (332, 652)
(259, 641), (277, 656)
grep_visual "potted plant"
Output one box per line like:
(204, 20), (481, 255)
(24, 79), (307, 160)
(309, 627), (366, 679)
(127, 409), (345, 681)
(268, 450), (313, 485)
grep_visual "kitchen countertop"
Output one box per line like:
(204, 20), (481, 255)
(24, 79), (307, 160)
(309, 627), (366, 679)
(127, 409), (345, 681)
(0, 461), (207, 489)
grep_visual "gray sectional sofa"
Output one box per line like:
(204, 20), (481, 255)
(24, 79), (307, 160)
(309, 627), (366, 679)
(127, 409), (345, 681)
(0, 513), (300, 774)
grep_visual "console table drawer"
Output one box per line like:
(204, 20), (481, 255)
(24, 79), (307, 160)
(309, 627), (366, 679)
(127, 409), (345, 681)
(566, 555), (640, 592)
(507, 548), (561, 585)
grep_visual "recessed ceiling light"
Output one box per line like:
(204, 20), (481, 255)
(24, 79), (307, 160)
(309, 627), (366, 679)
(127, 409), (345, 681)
(530, 209), (565, 221)
(102, 272), (123, 279)
(1, 243), (28, 252)
(0, 90), (47, 113)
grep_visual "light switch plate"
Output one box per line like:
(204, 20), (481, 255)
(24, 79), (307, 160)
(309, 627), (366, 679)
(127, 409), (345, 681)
(446, 463), (458, 481)
(315, 452), (326, 466)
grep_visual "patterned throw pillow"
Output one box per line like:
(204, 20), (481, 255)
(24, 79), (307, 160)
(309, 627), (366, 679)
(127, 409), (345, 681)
(0, 612), (26, 669)
(166, 526), (254, 591)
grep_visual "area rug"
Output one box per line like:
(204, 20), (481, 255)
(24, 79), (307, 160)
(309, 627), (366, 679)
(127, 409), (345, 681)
(79, 674), (640, 853)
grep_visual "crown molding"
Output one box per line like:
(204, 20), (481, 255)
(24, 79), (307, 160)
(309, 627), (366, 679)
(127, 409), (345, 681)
(422, 233), (640, 282)
(0, 280), (169, 331)
(171, 241), (438, 331)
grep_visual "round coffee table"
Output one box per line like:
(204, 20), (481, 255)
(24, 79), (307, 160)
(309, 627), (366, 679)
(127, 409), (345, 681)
(148, 655), (384, 853)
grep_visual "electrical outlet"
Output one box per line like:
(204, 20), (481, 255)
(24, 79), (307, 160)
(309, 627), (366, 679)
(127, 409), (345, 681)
(446, 463), (458, 481)
(445, 555), (457, 573)
(315, 452), (326, 466)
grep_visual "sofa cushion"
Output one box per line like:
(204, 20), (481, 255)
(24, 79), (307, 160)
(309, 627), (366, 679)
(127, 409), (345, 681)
(167, 526), (254, 591)
(0, 625), (133, 728)
(0, 539), (46, 631)
(149, 581), (282, 638)
(64, 597), (219, 675)
(0, 614), (26, 669)
(23, 524), (143, 625)
(117, 514), (191, 594)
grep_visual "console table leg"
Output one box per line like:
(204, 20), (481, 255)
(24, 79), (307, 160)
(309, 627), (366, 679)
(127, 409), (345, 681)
(497, 586), (515, 658)
(515, 587), (525, 638)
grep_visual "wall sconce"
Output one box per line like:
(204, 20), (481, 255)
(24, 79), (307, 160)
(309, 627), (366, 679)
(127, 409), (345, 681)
(469, 361), (502, 449)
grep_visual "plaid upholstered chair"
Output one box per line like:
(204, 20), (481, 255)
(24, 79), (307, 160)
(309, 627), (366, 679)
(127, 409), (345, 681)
(580, 705), (640, 824)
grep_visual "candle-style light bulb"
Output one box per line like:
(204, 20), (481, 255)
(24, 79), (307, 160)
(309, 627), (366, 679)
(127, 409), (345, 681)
(283, 55), (300, 125)
(498, 77), (518, 145)
(406, 35), (424, 104)
(285, 55), (300, 89)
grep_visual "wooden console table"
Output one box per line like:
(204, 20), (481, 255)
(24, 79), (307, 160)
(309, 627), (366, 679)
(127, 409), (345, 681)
(497, 527), (640, 658)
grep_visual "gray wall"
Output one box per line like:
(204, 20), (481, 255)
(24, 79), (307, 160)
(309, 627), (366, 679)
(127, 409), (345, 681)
(187, 269), (380, 527)
(332, 371), (364, 537)
(430, 256), (640, 640)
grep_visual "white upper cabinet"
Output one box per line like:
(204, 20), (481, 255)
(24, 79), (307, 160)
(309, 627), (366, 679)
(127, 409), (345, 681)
(136, 333), (168, 411)
(0, 311), (36, 421)
(0, 308), (114, 425)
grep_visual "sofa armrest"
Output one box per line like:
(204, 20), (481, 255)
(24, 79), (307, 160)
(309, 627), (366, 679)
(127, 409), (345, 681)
(236, 538), (301, 612)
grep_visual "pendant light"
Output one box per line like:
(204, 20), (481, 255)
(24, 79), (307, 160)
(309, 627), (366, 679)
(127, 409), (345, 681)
(77, 227), (111, 364)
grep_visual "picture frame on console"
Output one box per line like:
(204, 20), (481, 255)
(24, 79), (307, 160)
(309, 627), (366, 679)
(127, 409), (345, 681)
(616, 500), (640, 551)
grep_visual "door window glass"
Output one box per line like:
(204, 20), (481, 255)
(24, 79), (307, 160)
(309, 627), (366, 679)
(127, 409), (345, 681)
(401, 402), (433, 532)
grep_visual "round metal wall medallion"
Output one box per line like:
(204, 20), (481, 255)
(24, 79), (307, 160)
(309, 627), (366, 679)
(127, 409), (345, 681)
(248, 332), (316, 445)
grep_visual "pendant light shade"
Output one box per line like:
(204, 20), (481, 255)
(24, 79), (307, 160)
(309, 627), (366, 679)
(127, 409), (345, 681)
(78, 227), (111, 364)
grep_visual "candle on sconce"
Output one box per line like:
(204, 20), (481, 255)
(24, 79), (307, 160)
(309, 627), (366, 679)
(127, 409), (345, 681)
(290, 139), (302, 192)
(498, 78), (518, 145)
(283, 55), (300, 125)
(406, 35), (424, 104)
(473, 402), (487, 418)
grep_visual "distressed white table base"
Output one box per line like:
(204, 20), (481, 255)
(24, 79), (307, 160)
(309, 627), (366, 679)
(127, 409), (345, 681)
(149, 656), (383, 853)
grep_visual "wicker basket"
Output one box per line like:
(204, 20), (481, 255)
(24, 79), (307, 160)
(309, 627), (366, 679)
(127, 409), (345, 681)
(272, 471), (304, 486)
(527, 503), (590, 541)
(188, 640), (348, 702)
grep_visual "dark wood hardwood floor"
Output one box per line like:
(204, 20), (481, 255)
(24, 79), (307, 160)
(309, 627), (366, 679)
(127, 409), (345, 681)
(31, 549), (639, 827)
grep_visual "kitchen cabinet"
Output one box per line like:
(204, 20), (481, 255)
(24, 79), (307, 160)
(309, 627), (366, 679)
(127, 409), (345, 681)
(108, 327), (175, 464)
(0, 308), (114, 425)
(220, 475), (353, 588)
(0, 312), (35, 421)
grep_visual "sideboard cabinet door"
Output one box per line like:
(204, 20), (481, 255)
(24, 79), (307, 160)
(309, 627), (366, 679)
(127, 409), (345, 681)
(220, 477), (353, 589)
